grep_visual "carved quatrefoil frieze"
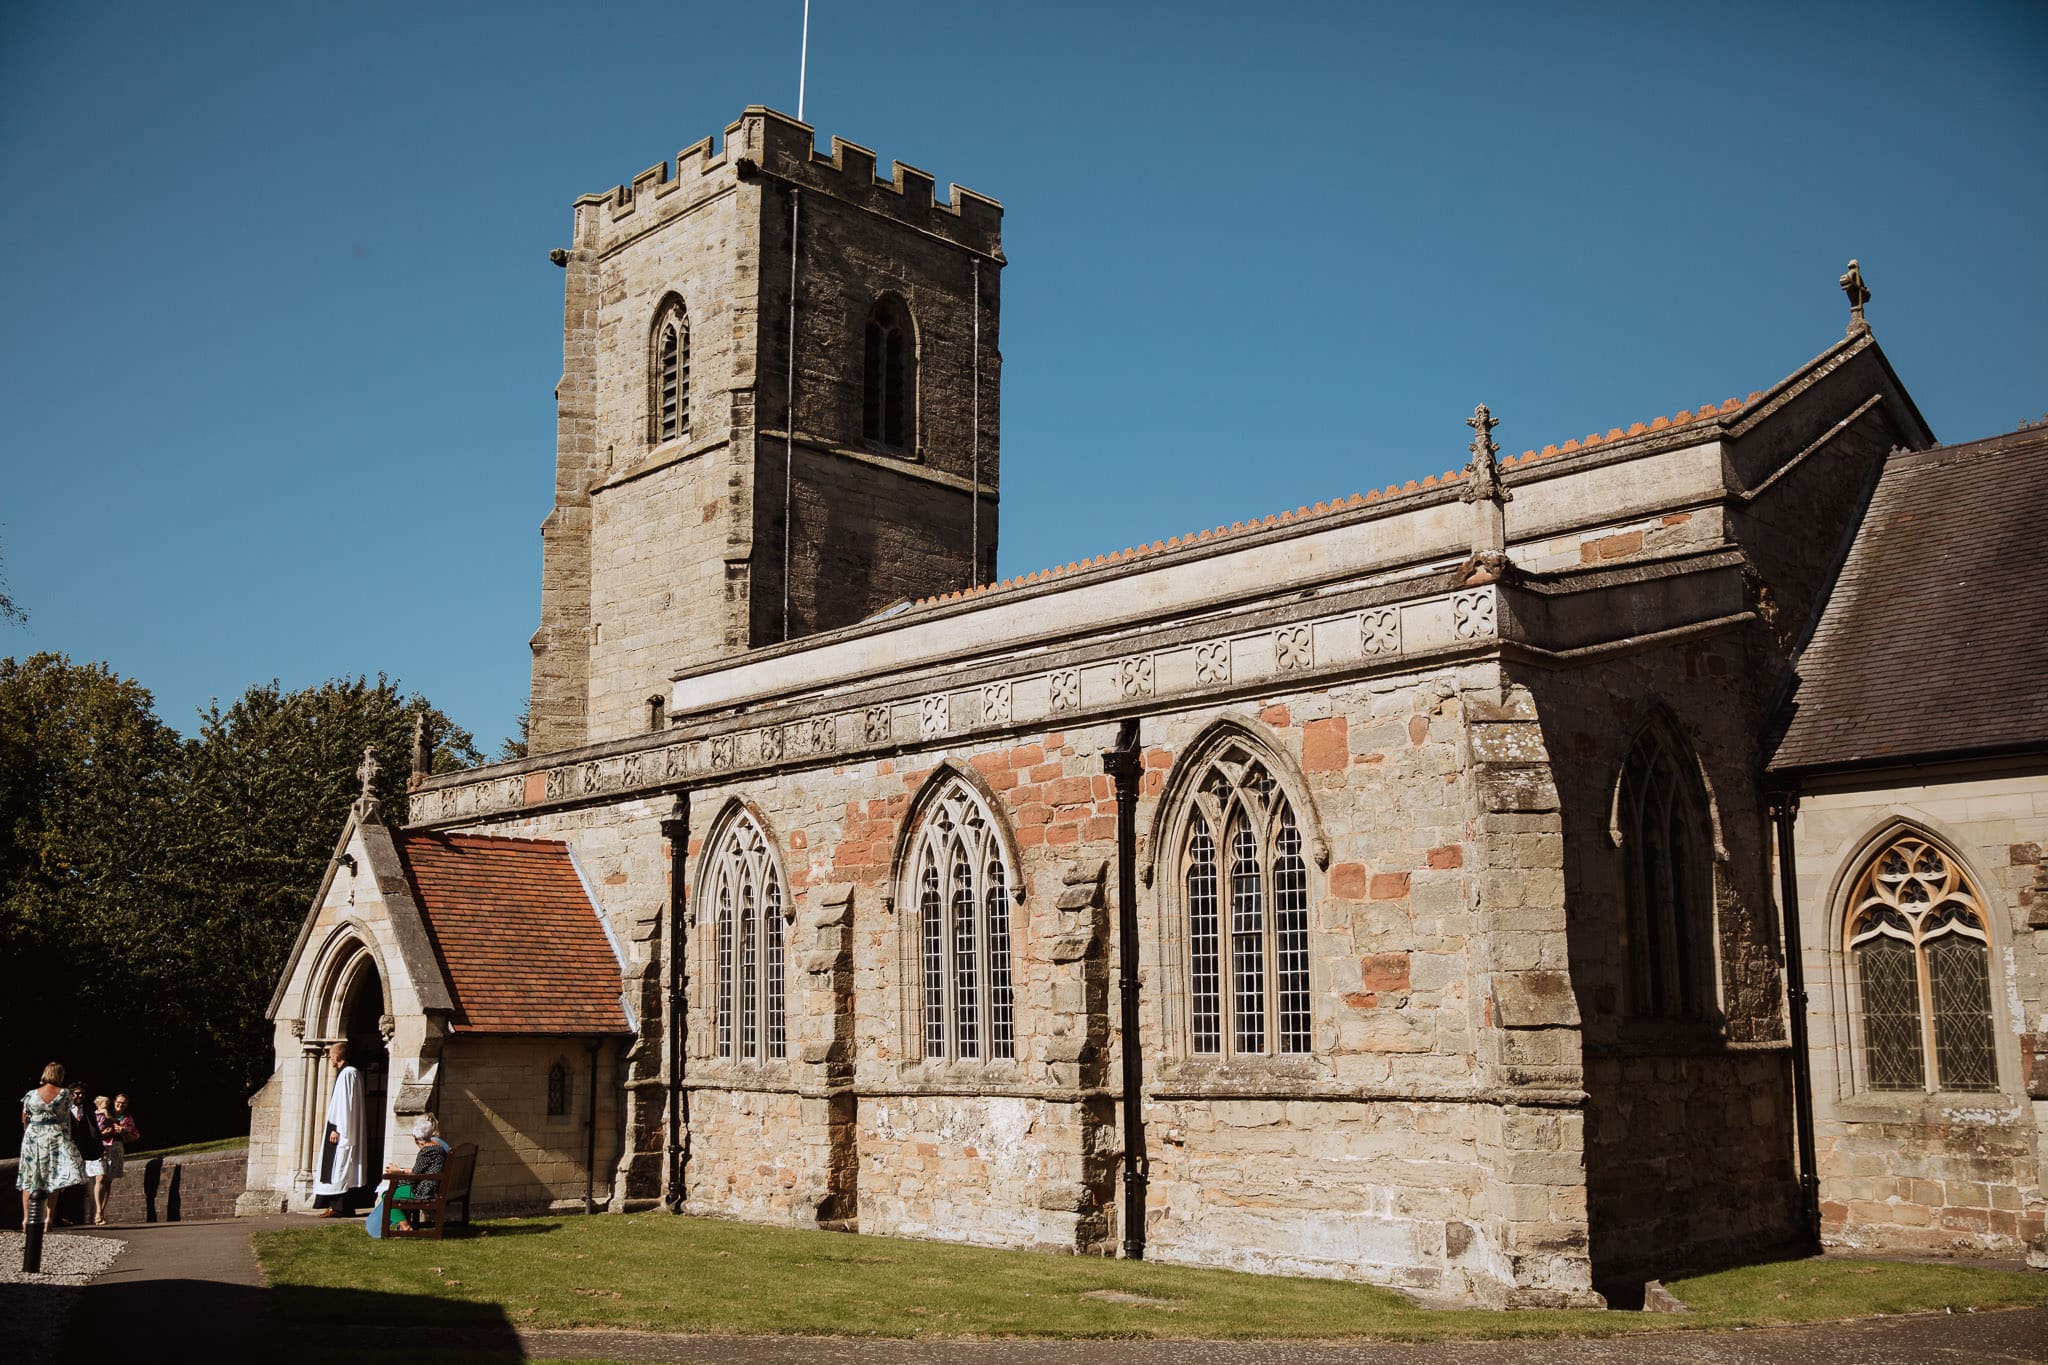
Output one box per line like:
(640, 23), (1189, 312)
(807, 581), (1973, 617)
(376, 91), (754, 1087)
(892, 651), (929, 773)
(809, 715), (836, 755)
(1453, 589), (1497, 641)
(1049, 669), (1080, 713)
(981, 682), (1012, 723)
(1117, 655), (1155, 699)
(920, 694), (949, 739)
(708, 735), (736, 769)
(1194, 640), (1230, 685)
(759, 726), (786, 763)
(864, 706), (892, 744)
(1274, 625), (1314, 671)
(1361, 607), (1401, 656)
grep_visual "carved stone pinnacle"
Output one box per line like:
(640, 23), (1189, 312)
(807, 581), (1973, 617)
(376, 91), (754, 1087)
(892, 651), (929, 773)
(1460, 404), (1510, 506)
(1839, 259), (1871, 335)
(410, 714), (433, 780)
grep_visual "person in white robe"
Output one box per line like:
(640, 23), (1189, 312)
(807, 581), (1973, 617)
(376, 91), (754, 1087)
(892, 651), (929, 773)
(312, 1040), (368, 1216)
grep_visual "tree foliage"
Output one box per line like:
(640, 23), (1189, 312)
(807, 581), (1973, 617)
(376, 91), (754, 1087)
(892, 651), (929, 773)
(0, 537), (23, 624)
(0, 656), (479, 1142)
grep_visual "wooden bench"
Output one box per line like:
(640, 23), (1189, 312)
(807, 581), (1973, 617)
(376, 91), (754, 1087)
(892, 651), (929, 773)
(392, 1141), (476, 1238)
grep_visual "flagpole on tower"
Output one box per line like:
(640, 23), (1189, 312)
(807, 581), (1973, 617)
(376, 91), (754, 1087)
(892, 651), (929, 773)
(797, 0), (811, 122)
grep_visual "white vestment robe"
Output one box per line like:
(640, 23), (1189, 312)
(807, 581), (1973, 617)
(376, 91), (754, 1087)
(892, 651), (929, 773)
(312, 1063), (367, 1196)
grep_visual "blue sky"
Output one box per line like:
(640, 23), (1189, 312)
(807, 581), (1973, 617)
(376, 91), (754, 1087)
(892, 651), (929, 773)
(3, 1), (2043, 751)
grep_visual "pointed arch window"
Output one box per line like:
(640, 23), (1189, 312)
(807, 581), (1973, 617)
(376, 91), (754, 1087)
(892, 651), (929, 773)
(1615, 721), (1716, 1018)
(707, 811), (786, 1063)
(650, 297), (690, 444)
(905, 777), (1015, 1062)
(862, 294), (913, 451)
(1846, 833), (1998, 1093)
(1181, 746), (1313, 1056)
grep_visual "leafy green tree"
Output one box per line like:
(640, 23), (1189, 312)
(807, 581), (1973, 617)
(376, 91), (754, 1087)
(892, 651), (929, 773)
(498, 706), (531, 761)
(0, 661), (482, 1142)
(0, 654), (185, 1119)
(169, 676), (481, 1101)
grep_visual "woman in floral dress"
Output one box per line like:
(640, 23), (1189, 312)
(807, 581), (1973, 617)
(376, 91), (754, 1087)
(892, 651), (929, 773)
(19, 1062), (86, 1231)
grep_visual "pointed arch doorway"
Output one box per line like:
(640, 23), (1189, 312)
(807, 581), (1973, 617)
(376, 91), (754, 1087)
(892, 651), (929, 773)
(301, 939), (391, 1198)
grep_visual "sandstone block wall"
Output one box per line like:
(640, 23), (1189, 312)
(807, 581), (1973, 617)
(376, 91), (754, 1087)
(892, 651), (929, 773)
(441, 1034), (627, 1215)
(531, 108), (1000, 751)
(447, 663), (1604, 1305)
(1790, 768), (2048, 1257)
(3, 1148), (246, 1228)
(1518, 628), (1803, 1286)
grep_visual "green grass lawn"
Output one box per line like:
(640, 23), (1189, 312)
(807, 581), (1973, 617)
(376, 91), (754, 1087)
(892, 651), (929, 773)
(253, 1213), (2048, 1343)
(139, 1134), (249, 1158)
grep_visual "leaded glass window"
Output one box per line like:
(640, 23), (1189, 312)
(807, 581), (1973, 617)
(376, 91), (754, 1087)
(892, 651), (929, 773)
(650, 297), (690, 444)
(1181, 746), (1314, 1056)
(1614, 721), (1717, 1017)
(905, 777), (1016, 1063)
(1846, 834), (1998, 1093)
(706, 811), (787, 1064)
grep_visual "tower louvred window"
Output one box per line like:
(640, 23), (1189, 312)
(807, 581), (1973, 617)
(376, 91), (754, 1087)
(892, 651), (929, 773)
(862, 295), (913, 450)
(1847, 834), (1998, 1094)
(706, 812), (786, 1064)
(1181, 746), (1314, 1057)
(904, 777), (1016, 1062)
(651, 298), (690, 444)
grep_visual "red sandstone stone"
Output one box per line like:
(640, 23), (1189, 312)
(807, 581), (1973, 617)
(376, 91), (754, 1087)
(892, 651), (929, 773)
(1302, 717), (1348, 772)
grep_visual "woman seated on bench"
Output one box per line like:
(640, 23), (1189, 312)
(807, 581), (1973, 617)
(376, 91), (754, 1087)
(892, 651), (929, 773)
(380, 1114), (450, 1232)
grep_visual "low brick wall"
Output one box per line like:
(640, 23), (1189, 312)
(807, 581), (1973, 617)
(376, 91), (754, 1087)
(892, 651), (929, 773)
(1, 1147), (247, 1228)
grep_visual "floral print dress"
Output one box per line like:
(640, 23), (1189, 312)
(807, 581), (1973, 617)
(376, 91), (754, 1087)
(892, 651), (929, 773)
(17, 1087), (86, 1193)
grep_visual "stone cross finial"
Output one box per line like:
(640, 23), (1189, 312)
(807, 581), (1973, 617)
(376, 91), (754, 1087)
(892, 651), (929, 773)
(1839, 259), (1871, 335)
(352, 744), (383, 823)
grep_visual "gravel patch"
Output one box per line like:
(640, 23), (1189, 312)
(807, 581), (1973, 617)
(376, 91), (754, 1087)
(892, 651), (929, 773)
(0, 1230), (125, 1364)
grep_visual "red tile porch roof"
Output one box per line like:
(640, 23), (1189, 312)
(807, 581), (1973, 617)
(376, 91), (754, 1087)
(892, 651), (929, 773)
(398, 831), (631, 1035)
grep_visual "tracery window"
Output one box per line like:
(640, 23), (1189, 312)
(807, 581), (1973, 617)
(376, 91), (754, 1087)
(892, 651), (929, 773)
(1181, 746), (1313, 1056)
(650, 297), (690, 444)
(905, 776), (1015, 1062)
(707, 811), (786, 1063)
(862, 294), (913, 450)
(546, 1061), (568, 1117)
(1846, 833), (1998, 1093)
(1614, 720), (1716, 1018)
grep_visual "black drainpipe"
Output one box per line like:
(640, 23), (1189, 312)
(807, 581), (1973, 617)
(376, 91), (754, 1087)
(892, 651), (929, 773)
(582, 1036), (601, 1214)
(1771, 792), (1822, 1252)
(1101, 718), (1146, 1259)
(660, 792), (691, 1212)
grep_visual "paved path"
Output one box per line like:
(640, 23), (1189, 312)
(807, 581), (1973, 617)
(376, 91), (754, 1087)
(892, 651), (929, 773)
(54, 1217), (2048, 1364)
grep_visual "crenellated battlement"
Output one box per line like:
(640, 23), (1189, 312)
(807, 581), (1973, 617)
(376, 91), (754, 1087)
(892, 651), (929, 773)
(577, 107), (1002, 258)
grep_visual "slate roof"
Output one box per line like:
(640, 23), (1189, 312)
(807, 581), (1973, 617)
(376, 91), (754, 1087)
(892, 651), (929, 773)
(1767, 423), (2048, 775)
(397, 831), (631, 1034)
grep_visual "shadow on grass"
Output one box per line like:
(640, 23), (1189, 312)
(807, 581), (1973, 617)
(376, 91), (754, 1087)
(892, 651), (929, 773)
(453, 1220), (562, 1239)
(57, 1274), (524, 1363)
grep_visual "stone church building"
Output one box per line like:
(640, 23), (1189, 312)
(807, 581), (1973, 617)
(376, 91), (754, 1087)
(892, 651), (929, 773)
(243, 107), (2047, 1305)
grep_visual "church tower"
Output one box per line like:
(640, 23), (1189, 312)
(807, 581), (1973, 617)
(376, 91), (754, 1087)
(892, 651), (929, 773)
(528, 108), (1003, 753)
